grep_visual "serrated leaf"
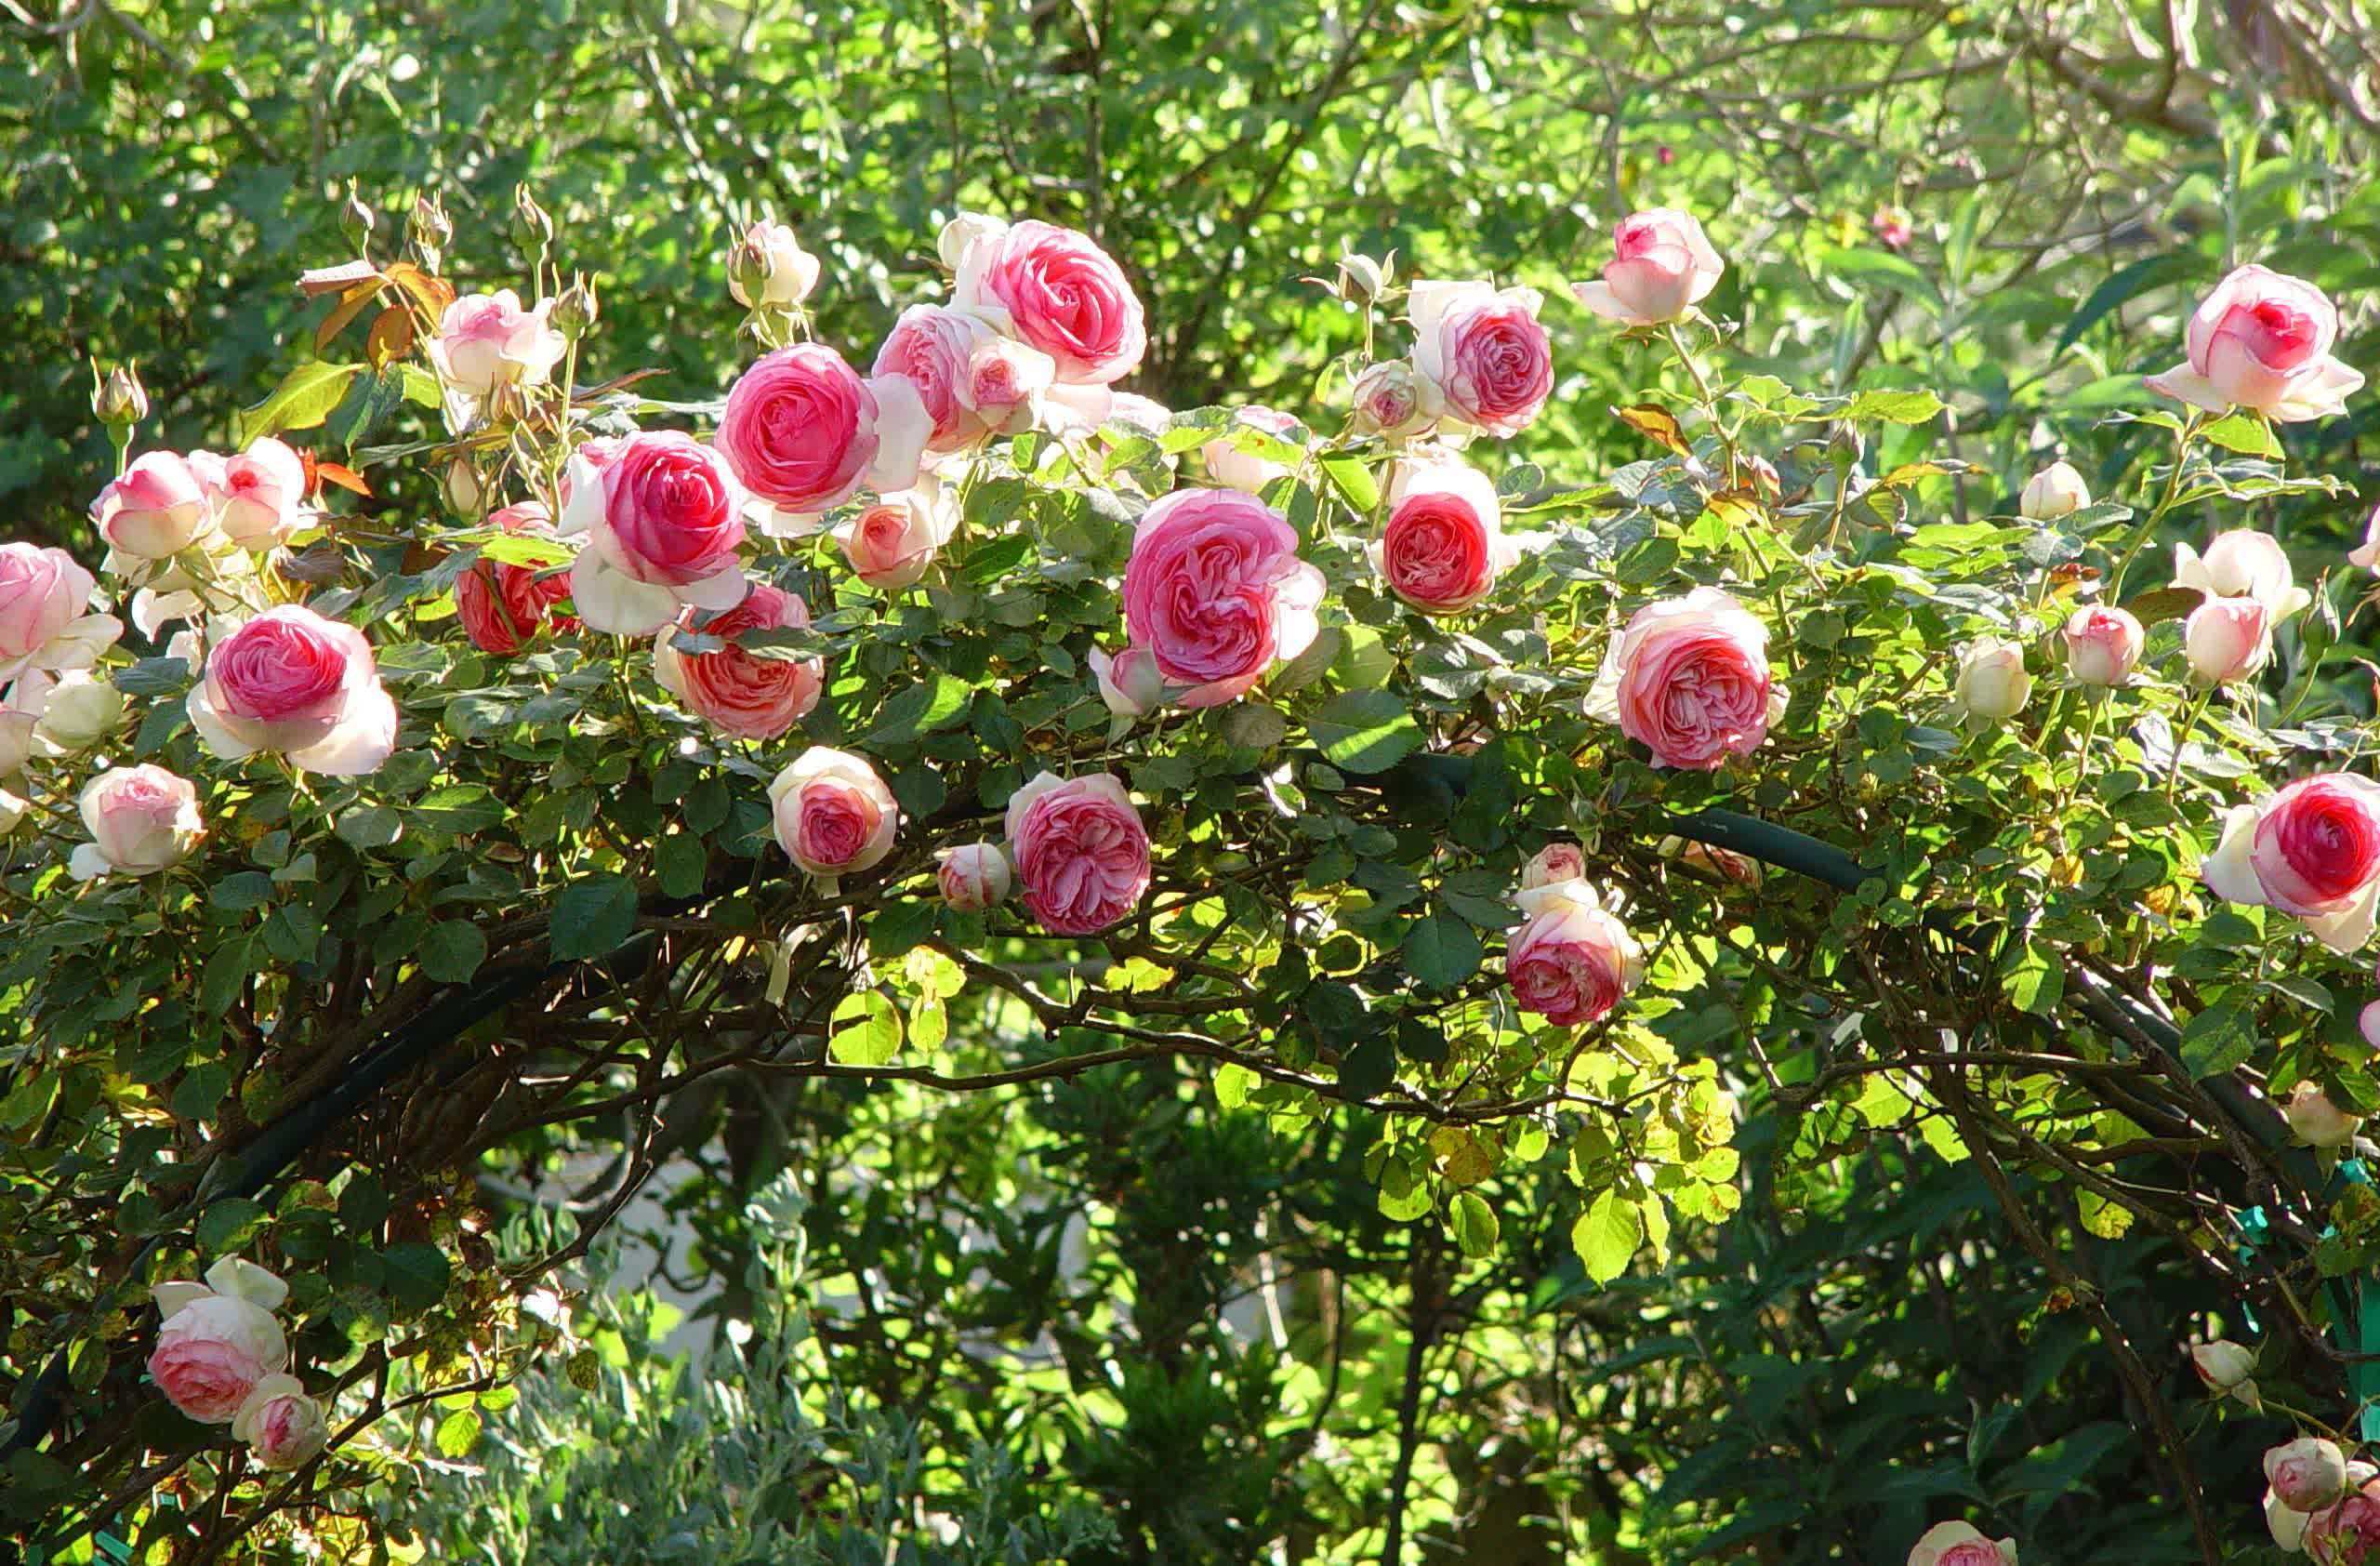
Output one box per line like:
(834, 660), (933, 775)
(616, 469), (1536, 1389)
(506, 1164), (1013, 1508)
(1841, 388), (1945, 424)
(1309, 689), (1421, 776)
(433, 1409), (482, 1459)
(550, 874), (638, 962)
(2199, 410), (2281, 458)
(1449, 1190), (1500, 1258)
(382, 1241), (451, 1312)
(1572, 1188), (1642, 1284)
(2179, 1001), (2257, 1078)
(828, 990), (904, 1067)
(865, 672), (972, 746)
(419, 921), (487, 984)
(232, 361), (364, 445)
(1403, 914), (1482, 989)
(1612, 403), (1689, 456)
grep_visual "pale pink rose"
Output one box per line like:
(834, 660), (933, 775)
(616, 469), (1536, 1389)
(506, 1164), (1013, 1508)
(1372, 457), (1512, 614)
(1410, 281), (1554, 436)
(2203, 773), (2380, 951)
(2362, 998), (2380, 1050)
(2184, 595), (2273, 683)
(1004, 771), (1150, 936)
(2305, 1477), (2380, 1565)
(2286, 1082), (2361, 1148)
(36, 670), (125, 751)
(1906, 1521), (2017, 1566)
(768, 747), (898, 881)
(938, 842), (1012, 911)
(2188, 1336), (2260, 1407)
(556, 436), (625, 519)
(1201, 407), (1303, 494)
(1506, 879), (1644, 1025)
(2147, 265), (2363, 422)
(2175, 528), (2310, 621)
(873, 304), (1016, 453)
(1120, 489), (1325, 708)
(0, 542), (119, 683)
(187, 605), (397, 776)
(1351, 361), (1430, 439)
(563, 431), (750, 636)
(231, 1374), (329, 1471)
(834, 483), (958, 591)
(148, 1258), (288, 1425)
(0, 677), (40, 776)
(1571, 208), (1725, 326)
(1521, 842), (1585, 889)
(952, 218), (1146, 385)
(1089, 644), (1166, 719)
(1587, 587), (1786, 770)
(430, 289), (566, 395)
(68, 763), (204, 881)
(654, 581), (821, 739)
(2351, 503), (2380, 573)
(963, 337), (1055, 435)
(1953, 639), (2031, 723)
(2018, 460), (2089, 522)
(2270, 1439), (2352, 1512)
(202, 438), (311, 551)
(2061, 605), (2143, 687)
(91, 451), (213, 560)
(457, 502), (575, 656)
(726, 219), (820, 309)
(718, 344), (930, 529)
(2274, 1488), (2314, 1553)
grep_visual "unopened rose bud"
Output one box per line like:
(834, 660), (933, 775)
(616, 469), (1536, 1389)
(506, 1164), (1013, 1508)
(411, 193), (453, 260)
(1090, 644), (1166, 720)
(443, 458), (484, 518)
(340, 187), (376, 247)
(726, 219), (821, 310)
(2020, 459), (2089, 521)
(2268, 1438), (2350, 1512)
(2184, 595), (2272, 683)
(2062, 604), (2143, 688)
(1953, 638), (2030, 722)
(936, 211), (1004, 272)
(2188, 1337), (2260, 1408)
(1350, 360), (1429, 439)
(92, 363), (149, 429)
(512, 184), (554, 252)
(1337, 249), (1392, 307)
(552, 276), (598, 341)
(1744, 454), (1782, 498)
(937, 843), (1012, 911)
(1521, 842), (1585, 889)
(2286, 1082), (2360, 1148)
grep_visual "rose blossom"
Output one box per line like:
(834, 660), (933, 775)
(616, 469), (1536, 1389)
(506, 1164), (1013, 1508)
(2018, 460), (2089, 522)
(2286, 1082), (2361, 1148)
(2304, 1476), (2380, 1565)
(872, 303), (1051, 455)
(2175, 528), (2310, 622)
(2353, 504), (2380, 573)
(951, 216), (1146, 385)
(1952, 639), (2032, 723)
(718, 344), (930, 530)
(769, 747), (898, 882)
(68, 763), (204, 881)
(1120, 488), (1325, 709)
(1905, 1521), (2017, 1566)
(1351, 361), (1430, 438)
(1410, 280), (1554, 436)
(148, 1257), (289, 1425)
(35, 669), (125, 751)
(2203, 772), (2380, 951)
(2184, 595), (2273, 683)
(835, 482), (958, 591)
(1202, 407), (1303, 494)
(938, 843), (1012, 911)
(198, 437), (311, 551)
(2061, 605), (2143, 688)
(232, 1374), (330, 1471)
(1372, 456), (1514, 614)
(2271, 1440), (2352, 1513)
(2146, 265), (2363, 422)
(653, 581), (822, 740)
(1521, 842), (1585, 889)
(0, 542), (119, 683)
(456, 501), (575, 656)
(563, 431), (750, 636)
(1506, 878), (1644, 1026)
(1570, 208), (1725, 327)
(91, 450), (214, 560)
(1090, 644), (1166, 720)
(2363, 999), (2380, 1050)
(2281, 1463), (2380, 1557)
(1004, 771), (1150, 936)
(429, 289), (566, 395)
(187, 605), (398, 776)
(1586, 587), (1786, 770)
(726, 219), (821, 309)
(2188, 1337), (2260, 1407)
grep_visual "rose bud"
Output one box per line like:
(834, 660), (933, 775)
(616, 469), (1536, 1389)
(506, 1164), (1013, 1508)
(1506, 878), (1644, 1026)
(69, 763), (205, 881)
(835, 483), (959, 591)
(1570, 208), (1725, 327)
(1587, 587), (1786, 770)
(1953, 639), (2032, 722)
(1521, 842), (1585, 889)
(1905, 1521), (2017, 1566)
(2175, 527), (2309, 622)
(148, 1257), (289, 1425)
(652, 581), (822, 740)
(2019, 460), (2089, 521)
(1122, 489), (1325, 709)
(35, 669), (125, 751)
(200, 437), (312, 552)
(1336, 249), (1392, 306)
(1350, 360), (1430, 439)
(1089, 644), (1166, 721)
(1374, 455), (1514, 615)
(2061, 605), (2143, 688)
(511, 184), (553, 250)
(430, 290), (566, 396)
(2271, 1487), (2312, 1554)
(552, 275), (598, 341)
(410, 192), (453, 255)
(93, 363), (149, 429)
(2184, 595), (2272, 683)
(232, 1374), (329, 1471)
(1410, 280), (1553, 436)
(769, 747), (899, 884)
(2285, 1082), (2361, 1148)
(1744, 454), (1782, 497)
(1659, 835), (1764, 887)
(91, 450), (214, 560)
(443, 458), (484, 518)
(1004, 771), (1151, 936)
(186, 604), (399, 776)
(2188, 1337), (2261, 1408)
(1201, 406), (1303, 495)
(951, 217), (1146, 386)
(938, 842), (1012, 911)
(2203, 773), (2380, 952)
(2269, 1439), (2351, 1512)
(728, 219), (822, 310)
(0, 542), (120, 684)
(2147, 264), (2363, 422)
(1871, 205), (1914, 253)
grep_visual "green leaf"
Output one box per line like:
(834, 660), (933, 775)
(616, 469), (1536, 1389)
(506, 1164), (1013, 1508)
(231, 361), (364, 445)
(209, 871), (274, 913)
(1310, 690), (1422, 776)
(169, 1061), (231, 1121)
(382, 1241), (452, 1313)
(2179, 1001), (2258, 1078)
(408, 785), (507, 837)
(194, 1197), (264, 1254)
(419, 921), (487, 984)
(828, 990), (904, 1067)
(2054, 250), (2199, 356)
(1449, 1190), (1500, 1258)
(1318, 452), (1379, 512)
(865, 672), (972, 746)
(327, 363), (407, 452)
(2199, 410), (2281, 458)
(654, 831), (707, 899)
(1572, 1188), (1641, 1284)
(433, 1409), (483, 1459)
(867, 899), (939, 961)
(550, 873), (639, 961)
(334, 806), (403, 851)
(1403, 914), (1482, 989)
(1214, 1062), (1259, 1108)
(1841, 388), (1945, 424)
(2002, 940), (2063, 1017)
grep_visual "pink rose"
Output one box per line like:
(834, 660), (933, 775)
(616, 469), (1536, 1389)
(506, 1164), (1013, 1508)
(1522, 843), (1585, 889)
(563, 431), (750, 636)
(1089, 644), (1166, 720)
(1410, 281), (1554, 436)
(1120, 489), (1325, 709)
(2270, 1439), (2352, 1512)
(232, 1374), (329, 1471)
(1587, 587), (1786, 770)
(0, 542), (118, 683)
(69, 763), (205, 881)
(834, 484), (958, 591)
(2203, 773), (2380, 951)
(1004, 771), (1150, 936)
(1372, 457), (1512, 614)
(2286, 1082), (2361, 1148)
(1506, 879), (1644, 1026)
(2061, 605), (2143, 687)
(430, 289), (565, 396)
(938, 842), (1012, 911)
(2175, 528), (2310, 621)
(2362, 998), (2380, 1050)
(92, 450), (213, 560)
(1906, 1522), (2017, 1566)
(1871, 205), (1914, 252)
(1201, 407), (1303, 495)
(2351, 503), (2380, 573)
(653, 581), (822, 740)
(726, 219), (820, 309)
(872, 304), (1048, 454)
(457, 502), (575, 656)
(2019, 460), (2089, 522)
(201, 437), (311, 551)
(1351, 361), (1430, 439)
(2183, 595), (2272, 683)
(952, 217), (1146, 385)
(187, 605), (398, 776)
(2147, 265), (2363, 422)
(718, 344), (930, 529)
(2305, 1478), (2380, 1565)
(768, 747), (898, 881)
(148, 1258), (288, 1425)
(963, 337), (1055, 435)
(1571, 208), (1725, 326)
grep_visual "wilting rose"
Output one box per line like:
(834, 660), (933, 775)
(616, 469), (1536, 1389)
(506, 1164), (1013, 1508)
(769, 747), (898, 881)
(232, 1374), (330, 1471)
(187, 605), (398, 776)
(92, 451), (214, 560)
(1202, 407), (1303, 494)
(1506, 879), (1644, 1026)
(1004, 771), (1150, 936)
(2304, 1476), (2380, 1565)
(563, 431), (749, 635)
(2189, 1336), (2261, 1408)
(2175, 528), (2310, 621)
(1570, 208), (1725, 326)
(726, 219), (820, 309)
(2270, 1439), (2352, 1512)
(1351, 360), (1430, 439)
(36, 669), (125, 751)
(938, 842), (1012, 911)
(1521, 842), (1585, 889)
(835, 483), (958, 591)
(1953, 639), (2032, 722)
(2203, 772), (2380, 951)
(718, 344), (930, 529)
(2286, 1082), (2361, 1148)
(2184, 596), (2273, 684)
(653, 581), (822, 740)
(148, 1257), (289, 1425)
(951, 217), (1146, 385)
(2019, 460), (2089, 522)
(0, 542), (118, 683)
(456, 502), (575, 656)
(1121, 488), (1325, 708)
(198, 438), (311, 551)
(1587, 587), (1786, 770)
(1090, 644), (1166, 720)
(68, 763), (203, 881)
(1410, 281), (1553, 436)
(2062, 605), (2144, 688)
(1905, 1521), (2017, 1566)
(430, 289), (566, 395)
(2147, 265), (2363, 422)
(1372, 457), (1512, 614)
